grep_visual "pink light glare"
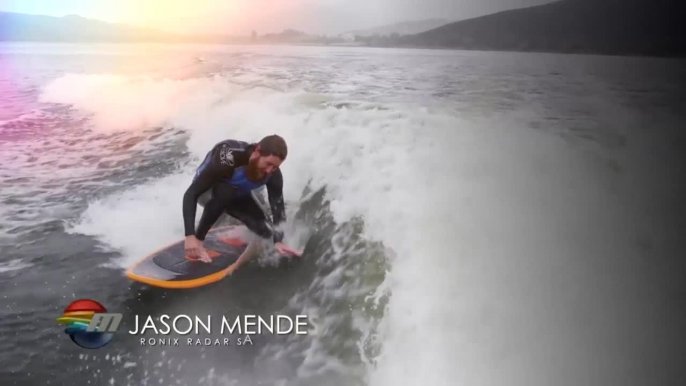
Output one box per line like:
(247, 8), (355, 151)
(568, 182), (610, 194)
(112, 0), (314, 35)
(0, 0), (385, 36)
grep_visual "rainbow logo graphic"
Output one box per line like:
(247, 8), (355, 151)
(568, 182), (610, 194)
(56, 299), (121, 349)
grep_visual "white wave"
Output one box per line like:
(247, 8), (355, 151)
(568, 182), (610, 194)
(40, 73), (247, 134)
(66, 171), (191, 267)
(49, 68), (671, 386)
(0, 259), (34, 273)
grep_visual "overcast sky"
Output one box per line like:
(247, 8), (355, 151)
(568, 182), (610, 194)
(0, 0), (554, 35)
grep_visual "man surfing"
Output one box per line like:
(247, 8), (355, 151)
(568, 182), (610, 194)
(182, 134), (301, 275)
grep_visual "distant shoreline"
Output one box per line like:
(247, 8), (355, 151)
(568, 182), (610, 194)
(3, 2), (683, 59)
(1, 39), (683, 60)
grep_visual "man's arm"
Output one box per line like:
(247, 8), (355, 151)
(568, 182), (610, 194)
(182, 152), (232, 237)
(260, 168), (301, 258)
(266, 169), (286, 243)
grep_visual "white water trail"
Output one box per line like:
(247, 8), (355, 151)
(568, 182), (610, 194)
(43, 72), (677, 386)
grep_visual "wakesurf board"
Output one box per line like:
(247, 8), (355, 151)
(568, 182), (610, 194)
(126, 225), (250, 289)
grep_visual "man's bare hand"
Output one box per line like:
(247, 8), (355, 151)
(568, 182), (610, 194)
(275, 242), (302, 257)
(185, 235), (212, 263)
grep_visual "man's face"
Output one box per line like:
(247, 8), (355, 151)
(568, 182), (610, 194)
(248, 148), (283, 180)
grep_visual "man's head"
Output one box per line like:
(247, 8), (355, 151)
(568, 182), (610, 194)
(247, 134), (288, 180)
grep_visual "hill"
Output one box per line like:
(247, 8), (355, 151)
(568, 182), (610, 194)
(348, 19), (451, 37)
(399, 0), (684, 57)
(0, 12), (250, 44)
(0, 12), (171, 42)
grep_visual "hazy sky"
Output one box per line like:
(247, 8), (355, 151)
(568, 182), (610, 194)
(0, 0), (553, 35)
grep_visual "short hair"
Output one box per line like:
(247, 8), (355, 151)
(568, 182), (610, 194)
(257, 134), (288, 160)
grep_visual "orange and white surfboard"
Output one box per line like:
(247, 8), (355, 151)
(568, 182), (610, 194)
(126, 226), (249, 289)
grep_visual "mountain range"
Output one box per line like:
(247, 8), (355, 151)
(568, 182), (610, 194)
(0, 12), (246, 43)
(347, 19), (451, 37)
(1, 0), (684, 57)
(0, 12), (169, 42)
(399, 0), (684, 56)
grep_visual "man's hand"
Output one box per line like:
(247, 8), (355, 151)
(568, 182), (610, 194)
(275, 242), (302, 257)
(185, 235), (212, 263)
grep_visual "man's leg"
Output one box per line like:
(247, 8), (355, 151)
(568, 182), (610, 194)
(223, 195), (272, 274)
(197, 190), (211, 207)
(225, 234), (262, 275)
(225, 195), (274, 239)
(195, 183), (235, 241)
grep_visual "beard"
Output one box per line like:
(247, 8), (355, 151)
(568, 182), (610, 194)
(246, 158), (266, 181)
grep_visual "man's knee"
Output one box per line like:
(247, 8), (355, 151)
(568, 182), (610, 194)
(244, 219), (273, 239)
(198, 191), (211, 207)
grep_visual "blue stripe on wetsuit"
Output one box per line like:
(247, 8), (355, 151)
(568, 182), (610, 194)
(194, 152), (271, 197)
(226, 166), (271, 197)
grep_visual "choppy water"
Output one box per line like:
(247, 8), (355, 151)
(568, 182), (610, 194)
(1, 43), (685, 386)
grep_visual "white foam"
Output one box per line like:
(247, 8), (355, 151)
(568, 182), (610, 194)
(40, 73), (246, 134)
(49, 69), (671, 386)
(0, 259), (34, 273)
(66, 171), (191, 267)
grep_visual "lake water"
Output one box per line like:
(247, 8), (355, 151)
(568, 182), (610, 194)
(1, 43), (685, 386)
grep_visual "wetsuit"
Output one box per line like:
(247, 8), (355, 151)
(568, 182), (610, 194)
(182, 140), (286, 243)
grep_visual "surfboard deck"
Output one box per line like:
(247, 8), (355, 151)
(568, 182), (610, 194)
(126, 225), (249, 289)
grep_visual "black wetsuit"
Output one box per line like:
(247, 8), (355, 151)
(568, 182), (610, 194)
(182, 140), (286, 243)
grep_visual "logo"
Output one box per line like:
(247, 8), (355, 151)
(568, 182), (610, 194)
(219, 146), (234, 166)
(56, 299), (122, 349)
